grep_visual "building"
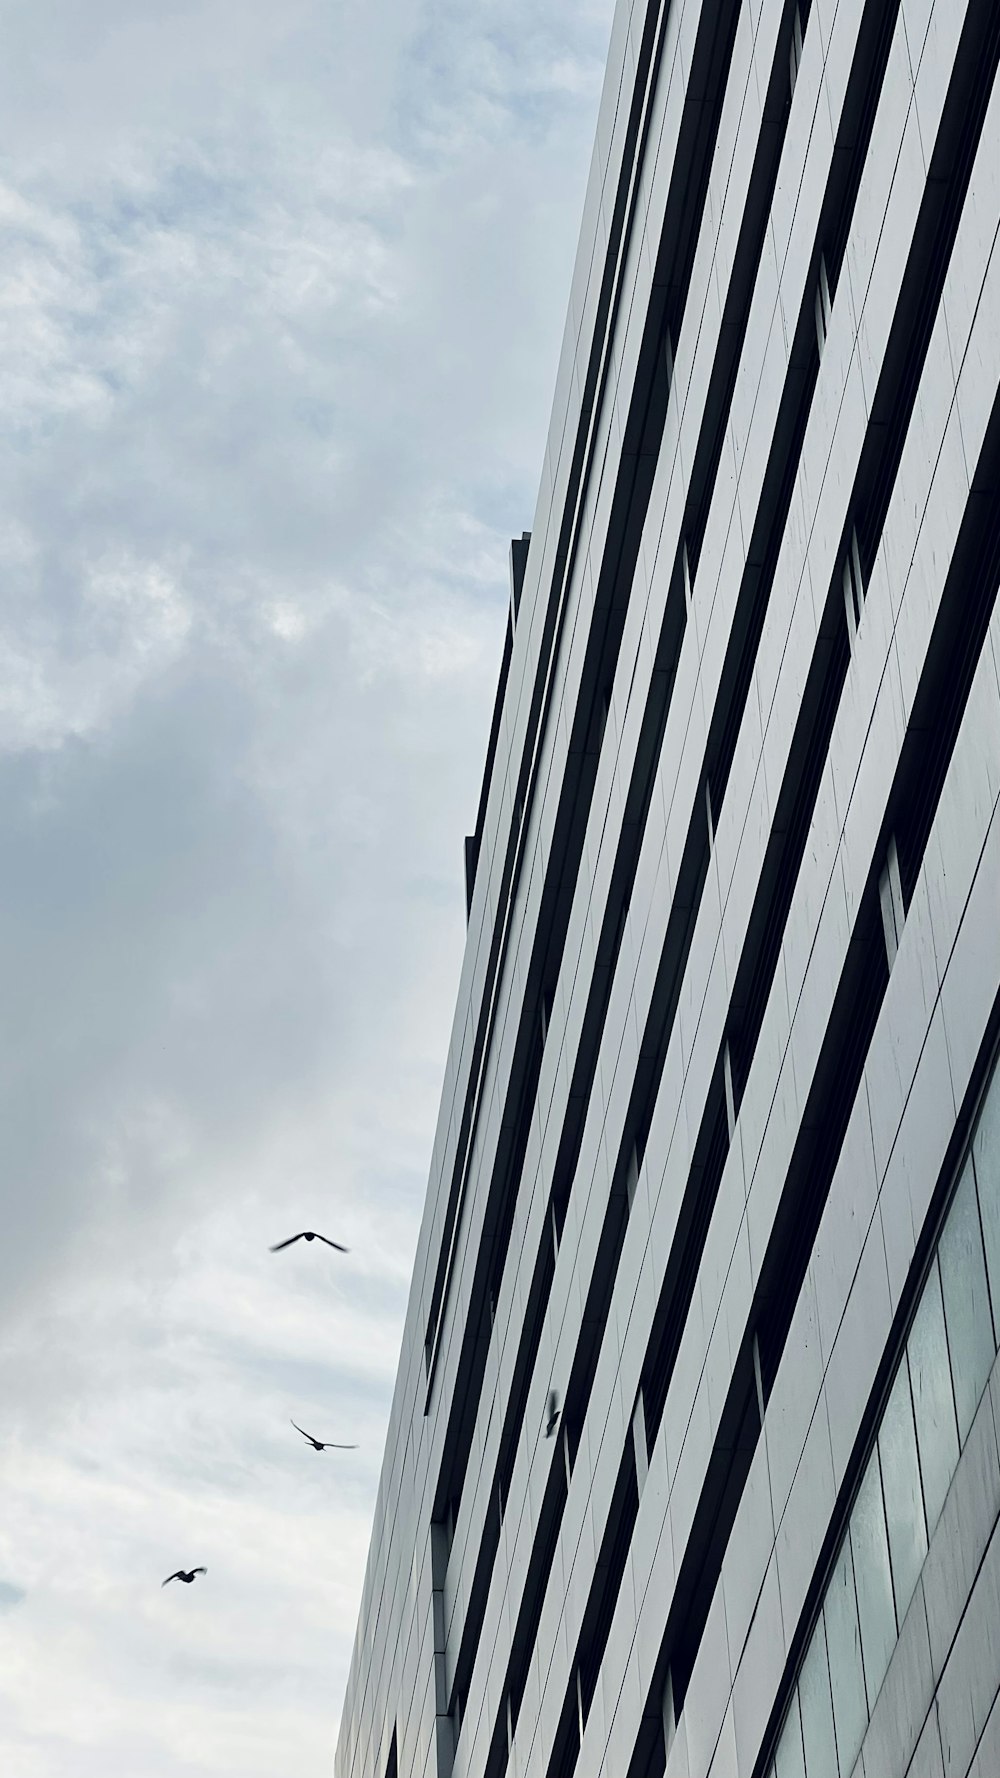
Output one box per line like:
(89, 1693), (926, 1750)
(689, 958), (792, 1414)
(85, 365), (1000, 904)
(336, 0), (1000, 1774)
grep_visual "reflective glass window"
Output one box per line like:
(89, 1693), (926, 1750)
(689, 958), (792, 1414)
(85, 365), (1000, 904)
(824, 1537), (867, 1777)
(939, 1157), (996, 1441)
(878, 1356), (927, 1624)
(850, 1445), (896, 1709)
(973, 1068), (1000, 1323)
(765, 1057), (1000, 1778)
(907, 1260), (959, 1535)
(799, 1618), (838, 1778)
(774, 1689), (806, 1778)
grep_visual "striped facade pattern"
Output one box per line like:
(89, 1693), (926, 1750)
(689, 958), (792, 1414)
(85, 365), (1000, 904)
(336, 2), (1000, 1778)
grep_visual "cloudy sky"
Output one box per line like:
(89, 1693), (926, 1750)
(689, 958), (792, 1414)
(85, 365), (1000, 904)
(0, 2), (614, 1771)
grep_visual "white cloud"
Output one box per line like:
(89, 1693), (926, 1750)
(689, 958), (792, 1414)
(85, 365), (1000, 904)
(0, 0), (614, 1770)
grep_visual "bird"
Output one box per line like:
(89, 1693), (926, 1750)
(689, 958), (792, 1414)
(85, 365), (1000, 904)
(269, 1231), (348, 1253)
(162, 1568), (206, 1587)
(291, 1418), (358, 1452)
(545, 1390), (560, 1438)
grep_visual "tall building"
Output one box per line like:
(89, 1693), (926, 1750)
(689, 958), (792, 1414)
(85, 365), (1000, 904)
(337, 0), (1000, 1775)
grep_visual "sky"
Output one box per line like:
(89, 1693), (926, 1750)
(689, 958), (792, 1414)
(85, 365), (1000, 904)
(0, 2), (615, 1773)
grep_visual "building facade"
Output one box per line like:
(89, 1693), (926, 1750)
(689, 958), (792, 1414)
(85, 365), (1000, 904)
(337, 0), (1000, 1775)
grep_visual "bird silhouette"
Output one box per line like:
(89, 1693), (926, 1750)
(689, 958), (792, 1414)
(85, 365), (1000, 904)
(545, 1390), (560, 1438)
(291, 1418), (358, 1452)
(269, 1231), (348, 1253)
(162, 1567), (206, 1587)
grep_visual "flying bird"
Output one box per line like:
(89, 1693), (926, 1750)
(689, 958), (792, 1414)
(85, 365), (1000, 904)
(291, 1419), (358, 1453)
(269, 1231), (348, 1253)
(545, 1390), (560, 1438)
(162, 1568), (207, 1587)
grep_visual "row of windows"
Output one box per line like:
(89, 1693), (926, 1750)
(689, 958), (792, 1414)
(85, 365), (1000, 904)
(420, 0), (673, 1404)
(443, 0), (775, 1749)
(456, 0), (994, 1760)
(625, 2), (1000, 1766)
(768, 1050), (1000, 1778)
(642, 335), (1000, 1778)
(428, 0), (750, 1557)
(549, 0), (913, 1752)
(478, 0), (919, 1761)
(473, 0), (829, 1761)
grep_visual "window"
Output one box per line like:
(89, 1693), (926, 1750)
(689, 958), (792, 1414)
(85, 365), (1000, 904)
(662, 1669), (677, 1764)
(842, 527), (864, 656)
(597, 688), (612, 751)
(753, 1332), (766, 1426)
(824, 1537), (867, 1778)
(878, 1356), (927, 1625)
(724, 1042), (737, 1142)
(626, 1141), (640, 1212)
(878, 836), (905, 967)
(850, 1444), (897, 1709)
(767, 1051), (1000, 1778)
(974, 1075), (1000, 1309)
(632, 1391), (649, 1491)
(907, 1261), (959, 1537)
(774, 1690), (806, 1778)
(938, 1156), (995, 1439)
(789, 5), (804, 97)
(798, 1616), (838, 1778)
(814, 254), (832, 355)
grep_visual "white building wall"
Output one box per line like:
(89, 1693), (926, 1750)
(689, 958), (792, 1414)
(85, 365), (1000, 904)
(336, 2), (1000, 1777)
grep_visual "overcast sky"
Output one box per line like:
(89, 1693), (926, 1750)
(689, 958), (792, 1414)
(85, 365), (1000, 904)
(0, 3), (614, 1772)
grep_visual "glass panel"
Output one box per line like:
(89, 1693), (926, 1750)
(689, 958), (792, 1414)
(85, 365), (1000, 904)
(878, 1356), (927, 1624)
(799, 1618), (838, 1778)
(908, 1259), (959, 1535)
(774, 1688), (806, 1778)
(824, 1536), (868, 1777)
(850, 1444), (896, 1710)
(939, 1156), (996, 1441)
(973, 1064), (1000, 1328)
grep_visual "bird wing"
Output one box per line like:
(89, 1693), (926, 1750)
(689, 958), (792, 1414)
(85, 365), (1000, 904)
(269, 1234), (303, 1251)
(291, 1419), (315, 1441)
(162, 1572), (183, 1586)
(315, 1235), (349, 1252)
(320, 1442), (358, 1449)
(192, 1567), (207, 1576)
